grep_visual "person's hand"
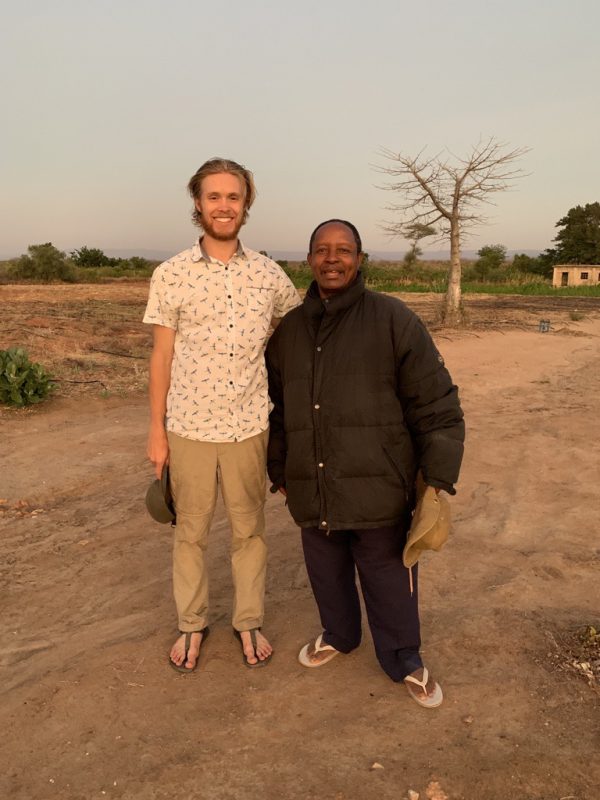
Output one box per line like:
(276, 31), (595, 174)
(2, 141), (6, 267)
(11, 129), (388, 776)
(147, 426), (169, 479)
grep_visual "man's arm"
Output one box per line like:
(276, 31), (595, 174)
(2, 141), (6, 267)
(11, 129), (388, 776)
(147, 325), (176, 479)
(271, 267), (302, 331)
(265, 331), (287, 494)
(395, 315), (465, 494)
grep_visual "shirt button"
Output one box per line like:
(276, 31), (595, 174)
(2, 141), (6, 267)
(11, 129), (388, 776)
(229, 381), (233, 385)
(316, 346), (322, 352)
(227, 294), (232, 299)
(229, 324), (233, 328)
(318, 462), (324, 468)
(230, 353), (234, 357)
(314, 404), (320, 410)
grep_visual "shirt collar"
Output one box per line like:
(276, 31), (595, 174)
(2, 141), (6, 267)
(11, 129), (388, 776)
(191, 238), (246, 264)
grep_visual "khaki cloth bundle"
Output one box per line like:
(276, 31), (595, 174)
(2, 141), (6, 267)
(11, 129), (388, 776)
(402, 484), (451, 569)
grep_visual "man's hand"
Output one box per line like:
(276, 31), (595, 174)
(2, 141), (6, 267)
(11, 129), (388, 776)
(147, 425), (169, 479)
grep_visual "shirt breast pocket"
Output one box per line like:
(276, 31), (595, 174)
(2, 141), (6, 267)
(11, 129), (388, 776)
(245, 287), (274, 339)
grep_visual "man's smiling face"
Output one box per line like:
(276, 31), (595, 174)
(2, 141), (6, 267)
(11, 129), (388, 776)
(195, 172), (246, 242)
(308, 222), (363, 298)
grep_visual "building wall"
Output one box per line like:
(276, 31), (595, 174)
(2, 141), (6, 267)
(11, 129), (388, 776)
(552, 265), (600, 287)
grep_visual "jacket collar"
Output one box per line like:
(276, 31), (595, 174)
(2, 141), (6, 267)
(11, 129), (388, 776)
(303, 271), (365, 324)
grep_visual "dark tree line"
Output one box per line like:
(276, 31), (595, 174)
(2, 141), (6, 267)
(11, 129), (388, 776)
(510, 202), (600, 277)
(8, 243), (157, 282)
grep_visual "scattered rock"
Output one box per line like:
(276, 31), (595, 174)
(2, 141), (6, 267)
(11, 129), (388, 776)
(370, 762), (384, 770)
(425, 781), (449, 800)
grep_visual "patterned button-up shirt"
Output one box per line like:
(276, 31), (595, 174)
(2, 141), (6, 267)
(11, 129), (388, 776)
(143, 240), (301, 442)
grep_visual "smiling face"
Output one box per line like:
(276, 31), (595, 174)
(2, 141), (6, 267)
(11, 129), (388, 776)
(194, 172), (246, 242)
(308, 222), (363, 298)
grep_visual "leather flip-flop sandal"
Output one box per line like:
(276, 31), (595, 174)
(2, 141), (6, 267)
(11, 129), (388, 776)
(233, 628), (272, 668)
(169, 627), (210, 674)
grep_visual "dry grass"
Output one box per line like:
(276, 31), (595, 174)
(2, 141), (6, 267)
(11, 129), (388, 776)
(1, 283), (152, 400)
(2, 282), (599, 407)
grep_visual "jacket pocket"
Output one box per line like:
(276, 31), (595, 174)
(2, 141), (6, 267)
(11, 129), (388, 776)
(382, 440), (417, 504)
(382, 442), (408, 484)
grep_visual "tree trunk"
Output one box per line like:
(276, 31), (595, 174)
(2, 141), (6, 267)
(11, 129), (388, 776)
(444, 219), (462, 325)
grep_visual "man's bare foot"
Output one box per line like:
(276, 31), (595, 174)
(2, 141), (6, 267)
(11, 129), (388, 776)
(404, 667), (443, 708)
(169, 630), (206, 671)
(298, 633), (340, 667)
(238, 629), (272, 666)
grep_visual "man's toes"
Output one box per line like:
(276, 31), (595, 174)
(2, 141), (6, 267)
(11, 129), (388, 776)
(170, 635), (186, 665)
(310, 650), (329, 665)
(170, 633), (202, 669)
(185, 654), (197, 669)
(239, 633), (258, 664)
(186, 634), (202, 666)
(255, 634), (272, 659)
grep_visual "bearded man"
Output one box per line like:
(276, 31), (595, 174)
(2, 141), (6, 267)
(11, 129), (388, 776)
(144, 158), (300, 672)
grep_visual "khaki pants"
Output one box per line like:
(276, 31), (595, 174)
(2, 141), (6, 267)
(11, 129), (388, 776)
(167, 429), (268, 633)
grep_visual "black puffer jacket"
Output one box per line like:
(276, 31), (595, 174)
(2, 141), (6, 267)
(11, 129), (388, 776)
(266, 275), (465, 531)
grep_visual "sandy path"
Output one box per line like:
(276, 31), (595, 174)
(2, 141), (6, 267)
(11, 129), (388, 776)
(1, 318), (599, 800)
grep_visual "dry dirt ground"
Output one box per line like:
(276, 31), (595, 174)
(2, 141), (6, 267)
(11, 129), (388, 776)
(1, 284), (599, 800)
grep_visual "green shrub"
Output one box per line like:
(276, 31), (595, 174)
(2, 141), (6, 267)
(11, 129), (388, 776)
(71, 246), (113, 268)
(12, 243), (76, 283)
(0, 348), (55, 407)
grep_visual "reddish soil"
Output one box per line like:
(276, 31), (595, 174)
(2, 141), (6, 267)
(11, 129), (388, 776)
(1, 284), (599, 800)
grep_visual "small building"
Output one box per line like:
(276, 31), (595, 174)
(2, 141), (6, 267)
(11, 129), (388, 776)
(552, 264), (600, 287)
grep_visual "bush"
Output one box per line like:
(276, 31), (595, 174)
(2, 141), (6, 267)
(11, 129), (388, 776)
(71, 246), (112, 268)
(0, 348), (55, 407)
(512, 253), (551, 278)
(473, 244), (507, 280)
(12, 243), (76, 282)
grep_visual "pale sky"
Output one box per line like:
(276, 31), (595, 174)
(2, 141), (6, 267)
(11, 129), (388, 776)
(1, 0), (599, 259)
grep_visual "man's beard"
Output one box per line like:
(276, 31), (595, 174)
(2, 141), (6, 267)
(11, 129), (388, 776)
(200, 215), (244, 241)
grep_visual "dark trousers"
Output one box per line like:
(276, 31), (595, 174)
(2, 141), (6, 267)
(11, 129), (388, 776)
(301, 525), (423, 682)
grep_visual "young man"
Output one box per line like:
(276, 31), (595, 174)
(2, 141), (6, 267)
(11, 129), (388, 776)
(266, 219), (464, 707)
(144, 158), (300, 672)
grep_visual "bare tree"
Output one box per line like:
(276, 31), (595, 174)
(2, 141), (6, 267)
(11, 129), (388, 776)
(376, 137), (530, 325)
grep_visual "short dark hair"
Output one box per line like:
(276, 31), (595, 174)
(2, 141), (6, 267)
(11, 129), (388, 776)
(308, 219), (363, 255)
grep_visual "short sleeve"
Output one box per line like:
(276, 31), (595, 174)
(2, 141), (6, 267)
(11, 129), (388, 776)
(272, 269), (301, 319)
(143, 266), (179, 330)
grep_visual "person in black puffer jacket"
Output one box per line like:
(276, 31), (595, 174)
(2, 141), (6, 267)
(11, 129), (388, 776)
(266, 219), (465, 708)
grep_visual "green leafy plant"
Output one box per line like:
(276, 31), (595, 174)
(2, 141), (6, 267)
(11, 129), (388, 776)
(0, 348), (55, 407)
(12, 243), (76, 283)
